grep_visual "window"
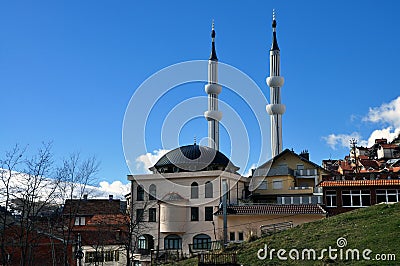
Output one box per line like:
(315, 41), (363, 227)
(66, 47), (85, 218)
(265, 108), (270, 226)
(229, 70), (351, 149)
(205, 181), (213, 198)
(149, 184), (156, 200)
(74, 216), (85, 226)
(138, 236), (147, 250)
(138, 234), (154, 254)
(149, 208), (156, 222)
(191, 207), (199, 221)
(342, 190), (370, 207)
(238, 232), (244, 241)
(104, 250), (114, 262)
(376, 189), (400, 203)
(258, 181), (268, 190)
(191, 182), (199, 199)
(137, 185), (144, 201)
(205, 207), (213, 221)
(136, 209), (144, 222)
(85, 251), (119, 263)
(193, 234), (211, 250)
(272, 179), (283, 190)
(229, 232), (235, 241)
(164, 234), (182, 250)
(326, 190), (337, 207)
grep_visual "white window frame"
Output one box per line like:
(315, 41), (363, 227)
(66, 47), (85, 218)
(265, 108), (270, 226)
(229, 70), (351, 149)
(325, 190), (337, 207)
(376, 189), (400, 203)
(74, 216), (85, 226)
(342, 190), (370, 207)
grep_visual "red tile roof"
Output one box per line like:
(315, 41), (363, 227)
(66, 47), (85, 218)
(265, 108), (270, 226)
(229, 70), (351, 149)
(215, 204), (326, 215)
(319, 179), (400, 187)
(63, 199), (124, 216)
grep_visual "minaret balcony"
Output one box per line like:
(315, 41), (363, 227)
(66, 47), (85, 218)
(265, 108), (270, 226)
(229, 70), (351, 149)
(266, 76), (284, 88)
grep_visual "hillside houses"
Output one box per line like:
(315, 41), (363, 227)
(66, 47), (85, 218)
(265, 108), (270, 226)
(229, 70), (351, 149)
(320, 138), (400, 215)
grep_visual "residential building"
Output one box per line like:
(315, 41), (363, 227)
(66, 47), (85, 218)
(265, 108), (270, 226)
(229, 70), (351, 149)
(320, 138), (400, 215)
(62, 196), (129, 266)
(250, 149), (330, 205)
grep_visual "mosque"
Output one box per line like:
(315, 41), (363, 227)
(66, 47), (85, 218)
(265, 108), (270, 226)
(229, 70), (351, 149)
(126, 14), (328, 265)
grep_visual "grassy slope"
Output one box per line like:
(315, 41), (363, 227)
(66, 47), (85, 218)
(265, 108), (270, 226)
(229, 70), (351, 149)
(169, 203), (400, 265)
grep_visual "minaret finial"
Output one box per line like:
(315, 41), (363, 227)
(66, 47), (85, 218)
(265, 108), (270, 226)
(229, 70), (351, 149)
(194, 136), (197, 145)
(209, 19), (218, 61)
(271, 9), (279, 50)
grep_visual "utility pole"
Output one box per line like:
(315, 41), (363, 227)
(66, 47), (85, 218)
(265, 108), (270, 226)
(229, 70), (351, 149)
(350, 138), (359, 175)
(222, 179), (228, 247)
(75, 233), (83, 266)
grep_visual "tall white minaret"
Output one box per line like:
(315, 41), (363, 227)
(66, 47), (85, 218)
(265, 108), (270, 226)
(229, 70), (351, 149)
(266, 10), (285, 157)
(204, 21), (222, 151)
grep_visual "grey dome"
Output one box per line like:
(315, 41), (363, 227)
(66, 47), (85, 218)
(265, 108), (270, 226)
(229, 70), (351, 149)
(152, 144), (238, 173)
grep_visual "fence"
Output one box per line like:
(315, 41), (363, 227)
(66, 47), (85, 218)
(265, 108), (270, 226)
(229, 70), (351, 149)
(260, 221), (293, 236)
(198, 252), (239, 266)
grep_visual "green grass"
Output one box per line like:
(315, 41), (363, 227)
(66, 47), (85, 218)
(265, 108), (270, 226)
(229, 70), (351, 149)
(168, 203), (400, 265)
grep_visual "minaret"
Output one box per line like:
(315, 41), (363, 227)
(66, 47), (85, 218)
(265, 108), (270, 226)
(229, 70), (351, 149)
(204, 21), (222, 151)
(266, 10), (285, 157)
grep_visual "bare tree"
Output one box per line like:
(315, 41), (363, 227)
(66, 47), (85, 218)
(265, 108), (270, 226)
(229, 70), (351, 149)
(0, 144), (25, 265)
(54, 153), (99, 266)
(0, 142), (62, 266)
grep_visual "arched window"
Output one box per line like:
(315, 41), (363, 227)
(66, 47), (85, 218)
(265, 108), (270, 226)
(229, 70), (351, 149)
(164, 234), (182, 250)
(138, 234), (154, 255)
(205, 181), (213, 198)
(191, 182), (199, 199)
(193, 234), (211, 250)
(149, 184), (156, 200)
(137, 185), (144, 201)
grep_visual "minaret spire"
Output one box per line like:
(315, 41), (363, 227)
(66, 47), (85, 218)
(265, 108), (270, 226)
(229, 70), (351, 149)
(266, 10), (285, 157)
(204, 21), (222, 150)
(210, 19), (218, 61)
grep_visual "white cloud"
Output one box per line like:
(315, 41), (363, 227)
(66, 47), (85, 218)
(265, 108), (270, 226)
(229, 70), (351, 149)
(364, 96), (400, 127)
(98, 181), (130, 197)
(322, 132), (367, 150)
(324, 96), (400, 150)
(135, 149), (170, 174)
(366, 127), (400, 147)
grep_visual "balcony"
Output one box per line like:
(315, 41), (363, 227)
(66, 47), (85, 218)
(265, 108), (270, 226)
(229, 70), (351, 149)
(265, 167), (294, 176)
(288, 186), (314, 194)
(188, 240), (223, 255)
(295, 168), (318, 177)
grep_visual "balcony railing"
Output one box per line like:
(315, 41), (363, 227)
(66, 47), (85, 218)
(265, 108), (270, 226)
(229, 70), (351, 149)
(189, 240), (223, 255)
(295, 168), (317, 177)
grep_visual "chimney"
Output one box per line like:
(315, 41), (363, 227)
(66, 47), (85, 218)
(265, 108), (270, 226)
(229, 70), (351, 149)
(109, 195), (113, 201)
(299, 150), (310, 161)
(83, 194), (88, 201)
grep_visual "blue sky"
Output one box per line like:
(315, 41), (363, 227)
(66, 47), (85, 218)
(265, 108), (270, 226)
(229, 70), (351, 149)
(1, 1), (400, 187)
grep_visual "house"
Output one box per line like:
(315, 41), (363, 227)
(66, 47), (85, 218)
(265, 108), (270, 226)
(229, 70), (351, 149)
(62, 196), (129, 266)
(250, 149), (330, 205)
(320, 138), (400, 215)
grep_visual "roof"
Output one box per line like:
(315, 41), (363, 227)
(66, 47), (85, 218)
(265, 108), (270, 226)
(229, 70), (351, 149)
(153, 144), (239, 173)
(215, 204), (326, 215)
(319, 179), (400, 187)
(63, 199), (125, 216)
(254, 149), (325, 176)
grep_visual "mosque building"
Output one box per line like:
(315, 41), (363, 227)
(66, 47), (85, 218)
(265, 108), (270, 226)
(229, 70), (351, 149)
(126, 13), (327, 265)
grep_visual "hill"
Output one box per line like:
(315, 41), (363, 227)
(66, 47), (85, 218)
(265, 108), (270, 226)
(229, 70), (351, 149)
(170, 203), (400, 265)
